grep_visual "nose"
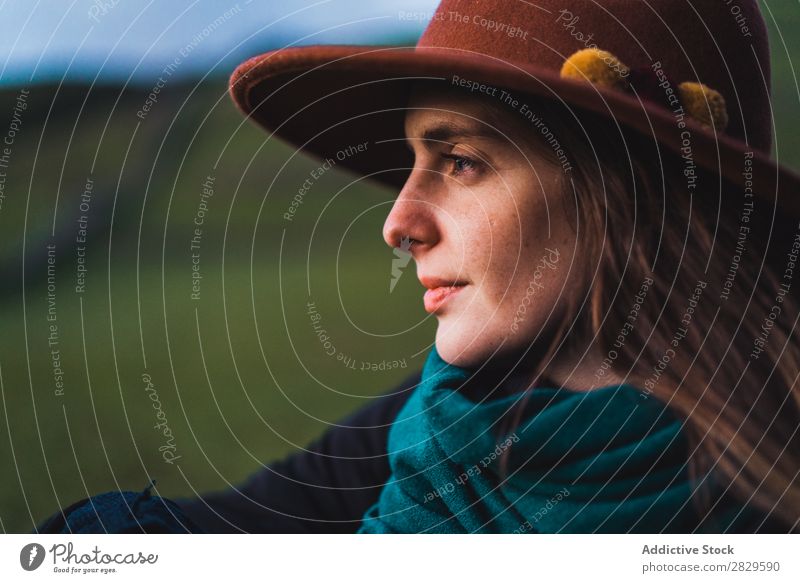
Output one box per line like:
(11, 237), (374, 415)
(382, 170), (440, 252)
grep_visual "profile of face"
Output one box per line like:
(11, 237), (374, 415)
(382, 83), (585, 368)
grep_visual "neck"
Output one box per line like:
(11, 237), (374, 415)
(450, 335), (636, 399)
(544, 341), (633, 392)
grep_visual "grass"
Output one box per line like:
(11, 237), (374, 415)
(0, 80), (432, 532)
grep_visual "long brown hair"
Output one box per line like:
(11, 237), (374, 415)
(458, 82), (800, 531)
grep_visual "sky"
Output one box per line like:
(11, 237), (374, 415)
(0, 0), (439, 87)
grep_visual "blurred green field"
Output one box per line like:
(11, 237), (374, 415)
(1, 1), (799, 532)
(0, 79), (434, 532)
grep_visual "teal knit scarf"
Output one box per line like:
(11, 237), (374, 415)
(359, 345), (752, 533)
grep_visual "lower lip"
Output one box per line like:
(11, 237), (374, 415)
(423, 285), (467, 313)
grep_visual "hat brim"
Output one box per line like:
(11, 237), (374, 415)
(230, 45), (800, 217)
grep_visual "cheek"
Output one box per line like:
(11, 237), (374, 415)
(461, 167), (573, 298)
(477, 191), (573, 317)
(498, 248), (566, 307)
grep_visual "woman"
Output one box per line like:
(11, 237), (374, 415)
(39, 0), (800, 533)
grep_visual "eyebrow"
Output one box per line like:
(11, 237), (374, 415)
(405, 121), (503, 151)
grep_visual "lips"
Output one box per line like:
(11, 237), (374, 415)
(419, 276), (468, 313)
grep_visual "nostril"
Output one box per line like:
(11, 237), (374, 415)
(398, 236), (416, 252)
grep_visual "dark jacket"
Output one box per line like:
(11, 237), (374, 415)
(36, 369), (789, 533)
(172, 371), (420, 533)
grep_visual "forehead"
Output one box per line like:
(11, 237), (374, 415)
(401, 81), (571, 173)
(403, 83), (510, 141)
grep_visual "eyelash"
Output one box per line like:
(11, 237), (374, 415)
(441, 153), (479, 177)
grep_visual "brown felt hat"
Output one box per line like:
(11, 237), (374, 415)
(229, 0), (800, 216)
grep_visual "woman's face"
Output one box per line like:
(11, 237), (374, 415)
(382, 85), (584, 367)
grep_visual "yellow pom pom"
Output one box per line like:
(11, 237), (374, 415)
(678, 82), (729, 131)
(560, 48), (630, 90)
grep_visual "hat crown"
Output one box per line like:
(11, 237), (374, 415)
(417, 0), (772, 152)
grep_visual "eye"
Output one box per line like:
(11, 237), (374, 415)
(441, 153), (479, 177)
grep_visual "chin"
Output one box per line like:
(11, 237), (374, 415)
(434, 321), (497, 368)
(434, 311), (549, 370)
